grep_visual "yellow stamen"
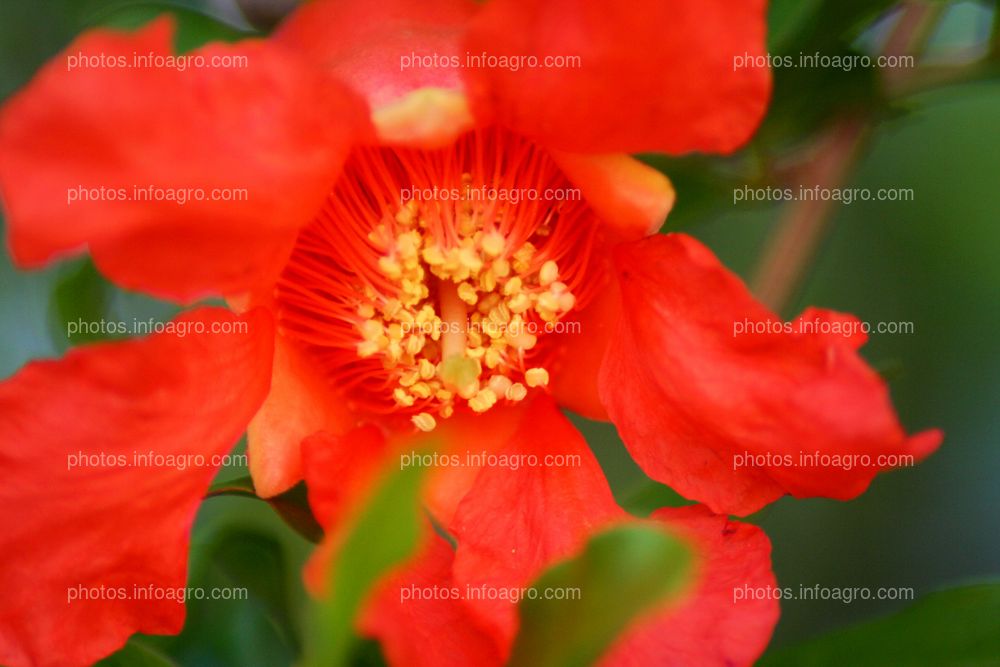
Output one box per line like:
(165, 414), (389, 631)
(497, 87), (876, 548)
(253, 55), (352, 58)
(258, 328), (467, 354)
(412, 412), (436, 432)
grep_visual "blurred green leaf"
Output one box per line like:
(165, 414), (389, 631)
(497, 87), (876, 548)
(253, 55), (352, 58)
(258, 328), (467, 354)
(97, 638), (179, 667)
(89, 3), (254, 51)
(302, 459), (427, 667)
(137, 524), (303, 666)
(771, 0), (897, 55)
(618, 481), (691, 517)
(49, 258), (112, 350)
(202, 528), (301, 663)
(507, 524), (694, 667)
(0, 1), (250, 96)
(760, 583), (1000, 666)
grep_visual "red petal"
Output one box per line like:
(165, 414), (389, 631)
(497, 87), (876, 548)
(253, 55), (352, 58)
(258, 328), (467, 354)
(547, 250), (618, 420)
(599, 506), (779, 667)
(247, 333), (359, 498)
(462, 0), (771, 154)
(277, 0), (477, 147)
(450, 396), (623, 652)
(360, 533), (504, 667)
(551, 152), (674, 241)
(600, 234), (943, 516)
(423, 404), (528, 526)
(299, 404), (526, 592)
(302, 425), (392, 531)
(0, 17), (367, 302)
(547, 154), (674, 419)
(0, 308), (274, 667)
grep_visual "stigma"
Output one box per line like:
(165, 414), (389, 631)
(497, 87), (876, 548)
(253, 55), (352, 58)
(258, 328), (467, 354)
(276, 129), (597, 431)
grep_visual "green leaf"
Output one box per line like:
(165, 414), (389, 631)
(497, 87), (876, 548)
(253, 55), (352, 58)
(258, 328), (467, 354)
(50, 258), (112, 350)
(301, 459), (427, 667)
(97, 638), (178, 667)
(84, 2), (254, 51)
(507, 524), (695, 667)
(617, 480), (691, 517)
(760, 583), (1000, 667)
(200, 528), (301, 664)
(770, 0), (897, 55)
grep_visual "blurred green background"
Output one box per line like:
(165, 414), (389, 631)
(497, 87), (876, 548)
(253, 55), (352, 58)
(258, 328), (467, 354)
(1, 0), (997, 664)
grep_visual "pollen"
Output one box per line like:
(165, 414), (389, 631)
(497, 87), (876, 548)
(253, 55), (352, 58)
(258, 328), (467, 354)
(412, 412), (437, 432)
(276, 128), (598, 431)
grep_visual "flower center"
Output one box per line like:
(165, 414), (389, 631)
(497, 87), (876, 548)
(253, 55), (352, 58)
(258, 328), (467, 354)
(276, 129), (597, 431)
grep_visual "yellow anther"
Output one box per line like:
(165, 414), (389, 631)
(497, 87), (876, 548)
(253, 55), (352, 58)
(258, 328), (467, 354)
(469, 388), (498, 413)
(422, 245), (446, 266)
(419, 359), (436, 380)
(506, 382), (528, 402)
(492, 258), (511, 278)
(457, 282), (479, 305)
(416, 305), (435, 325)
(558, 292), (576, 312)
(359, 319), (384, 341)
(484, 347), (503, 369)
(412, 412), (436, 432)
(480, 270), (497, 292)
(539, 260), (559, 287)
(457, 246), (483, 273)
(410, 382), (432, 399)
(405, 334), (425, 356)
(394, 388), (415, 407)
(525, 367), (549, 388)
(399, 370), (419, 387)
(536, 291), (560, 314)
(357, 302), (375, 319)
(395, 201), (418, 226)
(440, 404), (454, 419)
(488, 303), (511, 326)
(479, 319), (501, 341)
(503, 277), (522, 296)
(478, 293), (501, 314)
(378, 256), (402, 279)
(513, 243), (536, 273)
(429, 319), (442, 341)
(385, 340), (403, 365)
(468, 328), (483, 349)
(396, 309), (415, 326)
(481, 231), (506, 258)
(396, 231), (420, 257)
(505, 329), (537, 351)
(488, 375), (513, 396)
(368, 224), (387, 246)
(357, 340), (380, 358)
(508, 292), (532, 314)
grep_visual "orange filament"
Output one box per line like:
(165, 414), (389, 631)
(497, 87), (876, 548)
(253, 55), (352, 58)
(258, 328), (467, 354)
(276, 128), (598, 430)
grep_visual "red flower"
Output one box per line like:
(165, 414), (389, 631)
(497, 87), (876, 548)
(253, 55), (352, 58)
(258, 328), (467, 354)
(0, 0), (938, 665)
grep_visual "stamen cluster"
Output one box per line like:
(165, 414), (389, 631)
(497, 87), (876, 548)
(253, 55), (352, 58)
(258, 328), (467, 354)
(276, 129), (596, 431)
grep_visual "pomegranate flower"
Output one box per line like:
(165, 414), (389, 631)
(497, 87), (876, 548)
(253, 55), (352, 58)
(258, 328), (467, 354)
(0, 0), (939, 665)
